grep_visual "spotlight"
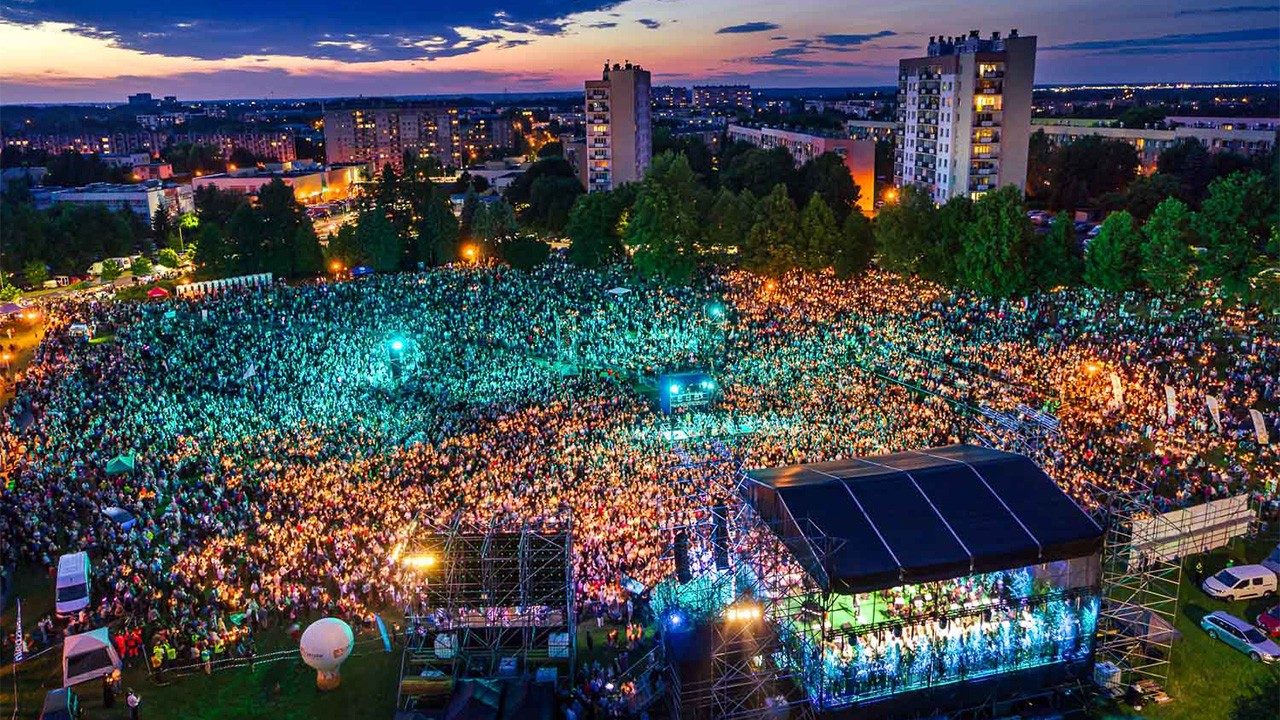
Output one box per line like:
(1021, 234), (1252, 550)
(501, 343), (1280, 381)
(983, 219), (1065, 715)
(700, 379), (715, 391)
(665, 608), (688, 631)
(401, 553), (437, 570)
(390, 339), (405, 352)
(669, 383), (681, 395)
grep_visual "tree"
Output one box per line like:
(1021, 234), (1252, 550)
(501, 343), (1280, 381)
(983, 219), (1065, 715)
(131, 256), (154, 277)
(473, 199), (518, 243)
(498, 236), (551, 270)
(100, 258), (122, 282)
(1140, 197), (1195, 295)
(22, 260), (48, 288)
(194, 224), (231, 278)
(956, 186), (1033, 297)
(566, 188), (632, 268)
(459, 187), (480, 238)
(157, 248), (181, 269)
(1044, 136), (1140, 211)
(1084, 211), (1143, 291)
(925, 196), (973, 285)
(354, 210), (402, 272)
(798, 153), (860, 222)
(1028, 213), (1082, 289)
(1120, 173), (1182, 221)
(416, 188), (461, 266)
(624, 152), (706, 283)
(873, 185), (938, 275)
(151, 207), (173, 246)
(504, 157), (578, 207)
(326, 223), (365, 268)
(194, 186), (248, 228)
(798, 193), (840, 270)
(705, 188), (755, 255)
(526, 175), (582, 232)
(721, 147), (797, 199)
(742, 184), (801, 277)
(1195, 171), (1278, 297)
(834, 210), (875, 277)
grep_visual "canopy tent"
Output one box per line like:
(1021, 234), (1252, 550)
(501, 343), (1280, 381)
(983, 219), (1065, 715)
(62, 627), (121, 687)
(604, 287), (632, 296)
(105, 454), (135, 475)
(102, 506), (137, 531)
(743, 444), (1105, 593)
(40, 688), (79, 720)
(146, 286), (170, 299)
(0, 302), (23, 317)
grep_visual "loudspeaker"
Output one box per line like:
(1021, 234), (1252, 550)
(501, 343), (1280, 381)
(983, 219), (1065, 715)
(712, 504), (730, 571)
(674, 531), (692, 583)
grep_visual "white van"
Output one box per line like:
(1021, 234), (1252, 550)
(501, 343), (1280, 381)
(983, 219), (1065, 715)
(54, 551), (91, 615)
(1202, 564), (1278, 601)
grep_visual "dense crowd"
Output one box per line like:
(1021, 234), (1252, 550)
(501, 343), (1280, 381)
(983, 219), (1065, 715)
(1, 258), (1276, 680)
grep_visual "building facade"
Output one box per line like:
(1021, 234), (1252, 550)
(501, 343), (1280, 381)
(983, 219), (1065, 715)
(323, 107), (461, 172)
(846, 120), (898, 143)
(192, 161), (361, 204)
(692, 85), (753, 111)
(1033, 118), (1277, 174)
(2, 130), (296, 162)
(895, 29), (1036, 203)
(727, 124), (876, 216)
(585, 62), (653, 192)
(44, 181), (194, 218)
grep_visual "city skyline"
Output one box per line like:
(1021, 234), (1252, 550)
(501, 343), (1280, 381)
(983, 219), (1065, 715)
(0, 1), (1277, 104)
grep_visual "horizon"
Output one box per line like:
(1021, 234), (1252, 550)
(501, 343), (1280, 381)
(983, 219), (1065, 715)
(1, 1), (1277, 104)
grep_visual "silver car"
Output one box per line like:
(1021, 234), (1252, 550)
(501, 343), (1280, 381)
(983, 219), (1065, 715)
(1201, 611), (1280, 663)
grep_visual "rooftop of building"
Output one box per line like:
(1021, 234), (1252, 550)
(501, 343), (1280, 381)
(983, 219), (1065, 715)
(923, 29), (1033, 57)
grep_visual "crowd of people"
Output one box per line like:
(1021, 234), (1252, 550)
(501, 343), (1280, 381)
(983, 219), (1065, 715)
(1, 257), (1275, 697)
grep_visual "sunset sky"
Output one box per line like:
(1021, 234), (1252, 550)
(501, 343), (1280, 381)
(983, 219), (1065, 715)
(1, 1), (1276, 103)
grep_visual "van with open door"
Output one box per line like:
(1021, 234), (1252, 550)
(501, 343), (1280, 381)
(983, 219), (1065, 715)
(54, 551), (91, 616)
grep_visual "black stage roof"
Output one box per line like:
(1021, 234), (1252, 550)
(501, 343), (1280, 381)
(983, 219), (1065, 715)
(742, 444), (1103, 593)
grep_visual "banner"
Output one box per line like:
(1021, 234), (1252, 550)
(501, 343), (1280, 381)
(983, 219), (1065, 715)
(1164, 385), (1177, 425)
(1108, 372), (1124, 408)
(14, 598), (25, 663)
(1251, 409), (1270, 444)
(1206, 396), (1223, 434)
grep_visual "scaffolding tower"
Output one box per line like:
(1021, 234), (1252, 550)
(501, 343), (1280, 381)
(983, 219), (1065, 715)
(1090, 479), (1183, 689)
(395, 517), (575, 713)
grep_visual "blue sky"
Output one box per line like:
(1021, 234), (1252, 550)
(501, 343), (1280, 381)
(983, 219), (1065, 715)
(0, 0), (1276, 102)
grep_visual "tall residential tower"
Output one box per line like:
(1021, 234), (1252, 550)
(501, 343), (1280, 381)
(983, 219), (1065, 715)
(894, 30), (1037, 203)
(584, 62), (652, 192)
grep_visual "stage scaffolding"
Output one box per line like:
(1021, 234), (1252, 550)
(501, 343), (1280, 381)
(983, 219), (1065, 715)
(663, 492), (835, 720)
(1089, 479), (1183, 690)
(395, 517), (575, 713)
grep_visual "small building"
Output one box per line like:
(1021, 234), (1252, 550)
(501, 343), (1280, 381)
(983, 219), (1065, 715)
(47, 181), (194, 218)
(192, 161), (362, 204)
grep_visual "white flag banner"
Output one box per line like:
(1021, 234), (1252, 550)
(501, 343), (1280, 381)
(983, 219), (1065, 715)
(1206, 396), (1223, 434)
(1109, 372), (1124, 408)
(1251, 409), (1270, 444)
(14, 598), (25, 663)
(1164, 385), (1177, 425)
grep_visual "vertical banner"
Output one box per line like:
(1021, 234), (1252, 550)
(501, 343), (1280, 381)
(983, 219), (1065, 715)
(1206, 396), (1223, 434)
(1164, 385), (1177, 425)
(1109, 372), (1124, 408)
(14, 598), (25, 663)
(1250, 409), (1270, 444)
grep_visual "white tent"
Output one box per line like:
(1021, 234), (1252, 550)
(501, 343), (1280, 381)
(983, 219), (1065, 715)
(62, 627), (121, 687)
(604, 287), (631, 296)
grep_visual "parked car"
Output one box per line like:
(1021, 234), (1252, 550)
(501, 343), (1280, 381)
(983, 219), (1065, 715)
(54, 551), (91, 616)
(1257, 604), (1280, 638)
(1202, 564), (1278, 601)
(1201, 611), (1280, 663)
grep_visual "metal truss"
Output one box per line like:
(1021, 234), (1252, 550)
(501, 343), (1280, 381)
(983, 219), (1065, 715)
(396, 515), (575, 711)
(1091, 479), (1182, 689)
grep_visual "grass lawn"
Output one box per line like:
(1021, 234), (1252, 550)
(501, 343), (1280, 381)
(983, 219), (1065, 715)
(1125, 537), (1280, 720)
(1, 567), (401, 720)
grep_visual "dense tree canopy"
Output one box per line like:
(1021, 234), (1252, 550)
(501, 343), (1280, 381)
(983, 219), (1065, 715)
(956, 187), (1034, 297)
(1084, 211), (1143, 291)
(624, 152), (706, 283)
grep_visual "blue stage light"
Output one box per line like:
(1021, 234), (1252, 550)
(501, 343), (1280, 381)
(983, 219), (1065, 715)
(669, 383), (681, 395)
(390, 339), (405, 352)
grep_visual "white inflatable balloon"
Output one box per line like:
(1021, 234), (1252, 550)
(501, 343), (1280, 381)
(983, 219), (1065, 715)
(300, 617), (355, 689)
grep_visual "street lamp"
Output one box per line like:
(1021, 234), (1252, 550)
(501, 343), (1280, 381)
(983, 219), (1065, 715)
(461, 244), (479, 263)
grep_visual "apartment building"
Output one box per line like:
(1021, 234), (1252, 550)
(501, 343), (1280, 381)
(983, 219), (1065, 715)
(692, 85), (754, 111)
(323, 107), (461, 172)
(1033, 117), (1277, 174)
(584, 62), (652, 192)
(895, 29), (1037, 203)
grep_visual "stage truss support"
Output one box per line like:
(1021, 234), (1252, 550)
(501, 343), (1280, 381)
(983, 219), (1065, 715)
(396, 516), (575, 713)
(1092, 480), (1183, 690)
